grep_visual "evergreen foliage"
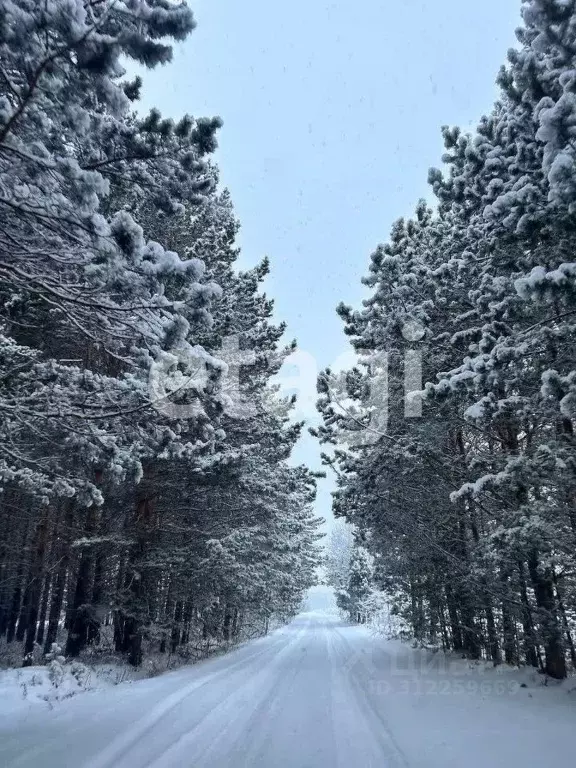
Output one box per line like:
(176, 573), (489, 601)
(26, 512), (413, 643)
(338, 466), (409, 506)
(317, 0), (576, 679)
(0, 0), (321, 669)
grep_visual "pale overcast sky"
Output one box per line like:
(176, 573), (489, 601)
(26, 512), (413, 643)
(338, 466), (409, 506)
(139, 0), (521, 528)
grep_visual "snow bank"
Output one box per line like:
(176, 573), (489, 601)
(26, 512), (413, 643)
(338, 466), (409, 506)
(0, 663), (98, 715)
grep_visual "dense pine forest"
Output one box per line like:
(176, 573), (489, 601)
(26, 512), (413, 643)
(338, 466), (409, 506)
(319, 0), (576, 680)
(0, 0), (321, 669)
(3, 3), (576, 766)
(2, 0), (576, 692)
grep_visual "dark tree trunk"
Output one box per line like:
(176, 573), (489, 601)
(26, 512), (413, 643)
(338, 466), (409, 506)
(453, 496), (481, 659)
(518, 560), (539, 669)
(171, 600), (183, 653)
(114, 555), (127, 653)
(501, 600), (518, 666)
(232, 609), (241, 639)
(121, 565), (144, 666)
(120, 470), (157, 667)
(460, 607), (481, 660)
(87, 554), (105, 646)
(528, 552), (566, 679)
(23, 518), (49, 656)
(44, 557), (68, 654)
(410, 578), (425, 642)
(223, 606), (233, 642)
(15, 589), (29, 643)
(501, 572), (518, 666)
(437, 599), (450, 651)
(445, 584), (463, 651)
(113, 610), (125, 653)
(553, 574), (576, 671)
(6, 561), (24, 643)
(35, 573), (51, 647)
(23, 581), (42, 656)
(124, 615), (143, 667)
(65, 550), (95, 657)
(483, 589), (501, 665)
(160, 585), (174, 654)
(0, 570), (7, 637)
(180, 601), (193, 646)
(66, 500), (101, 657)
(458, 581), (481, 660)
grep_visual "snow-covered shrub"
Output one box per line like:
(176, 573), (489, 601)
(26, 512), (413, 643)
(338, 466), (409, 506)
(360, 590), (408, 640)
(70, 662), (91, 689)
(46, 644), (67, 688)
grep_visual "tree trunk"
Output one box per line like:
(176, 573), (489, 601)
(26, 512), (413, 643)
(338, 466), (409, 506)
(518, 561), (539, 669)
(553, 575), (576, 671)
(460, 600), (482, 660)
(66, 501), (101, 657)
(445, 583), (463, 651)
(35, 573), (51, 647)
(23, 517), (49, 657)
(501, 572), (518, 666)
(483, 588), (501, 665)
(5, 560), (24, 643)
(501, 601), (518, 666)
(171, 600), (183, 653)
(124, 615), (143, 667)
(65, 550), (95, 657)
(223, 606), (234, 642)
(87, 554), (105, 646)
(527, 552), (566, 679)
(232, 608), (241, 639)
(44, 556), (68, 654)
(181, 601), (193, 646)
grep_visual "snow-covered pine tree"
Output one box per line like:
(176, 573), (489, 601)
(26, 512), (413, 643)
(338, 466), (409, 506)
(0, 0), (224, 499)
(107, 193), (322, 659)
(318, 0), (576, 678)
(326, 521), (354, 594)
(0, 2), (322, 668)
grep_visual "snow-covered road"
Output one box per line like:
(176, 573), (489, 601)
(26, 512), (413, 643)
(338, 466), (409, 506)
(2, 595), (574, 767)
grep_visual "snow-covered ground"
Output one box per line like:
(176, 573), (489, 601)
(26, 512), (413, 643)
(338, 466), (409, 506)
(1, 587), (574, 768)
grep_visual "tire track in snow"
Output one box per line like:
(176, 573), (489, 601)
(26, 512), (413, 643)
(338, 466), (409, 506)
(327, 625), (411, 768)
(84, 628), (299, 768)
(225, 623), (312, 766)
(141, 618), (313, 768)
